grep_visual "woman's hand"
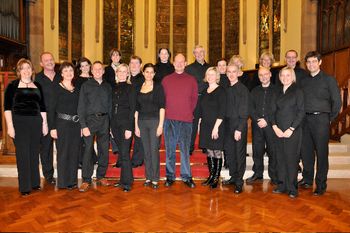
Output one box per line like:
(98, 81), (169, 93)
(211, 127), (219, 140)
(273, 125), (284, 138)
(42, 122), (48, 136)
(234, 130), (241, 141)
(156, 125), (163, 137)
(50, 129), (58, 139)
(135, 126), (141, 137)
(283, 128), (293, 138)
(82, 127), (91, 137)
(125, 130), (132, 139)
(7, 125), (15, 138)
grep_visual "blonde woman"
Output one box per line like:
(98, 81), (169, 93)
(4, 58), (48, 195)
(111, 63), (135, 192)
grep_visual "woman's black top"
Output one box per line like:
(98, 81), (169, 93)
(75, 76), (92, 91)
(154, 61), (175, 83)
(271, 83), (304, 131)
(49, 83), (80, 129)
(112, 81), (135, 130)
(219, 74), (230, 88)
(136, 83), (165, 120)
(4, 79), (46, 116)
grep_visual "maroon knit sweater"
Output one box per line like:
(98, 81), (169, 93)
(162, 72), (198, 123)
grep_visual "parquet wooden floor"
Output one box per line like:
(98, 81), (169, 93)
(0, 177), (350, 232)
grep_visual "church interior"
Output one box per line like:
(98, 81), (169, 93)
(0, 0), (350, 232)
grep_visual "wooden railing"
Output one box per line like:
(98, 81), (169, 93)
(330, 79), (350, 141)
(0, 71), (17, 163)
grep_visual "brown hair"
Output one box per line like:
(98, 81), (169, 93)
(16, 58), (35, 80)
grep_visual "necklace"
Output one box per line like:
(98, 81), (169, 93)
(20, 79), (32, 87)
(60, 81), (75, 92)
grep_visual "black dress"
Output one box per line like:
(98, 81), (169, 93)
(49, 83), (81, 188)
(4, 79), (46, 193)
(199, 86), (226, 150)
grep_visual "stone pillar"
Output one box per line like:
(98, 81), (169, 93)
(28, 0), (44, 71)
(300, 0), (318, 66)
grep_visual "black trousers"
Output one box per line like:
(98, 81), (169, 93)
(131, 135), (144, 166)
(56, 118), (81, 188)
(252, 121), (277, 180)
(275, 128), (302, 194)
(111, 122), (133, 185)
(190, 96), (201, 152)
(301, 113), (330, 190)
(224, 124), (247, 187)
(40, 129), (54, 180)
(82, 115), (110, 183)
(13, 115), (42, 193)
(138, 119), (160, 182)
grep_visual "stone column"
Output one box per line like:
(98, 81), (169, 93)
(28, 0), (44, 71)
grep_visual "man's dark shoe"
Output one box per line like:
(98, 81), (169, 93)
(234, 185), (242, 194)
(32, 186), (41, 190)
(222, 177), (235, 186)
(46, 178), (56, 185)
(272, 188), (284, 194)
(201, 148), (207, 154)
(298, 179), (312, 189)
(270, 179), (278, 185)
(21, 192), (30, 196)
(123, 185), (131, 192)
(313, 189), (326, 196)
(164, 179), (175, 187)
(246, 174), (263, 184)
(289, 191), (298, 199)
(183, 179), (196, 188)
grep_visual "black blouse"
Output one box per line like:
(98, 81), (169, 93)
(111, 81), (135, 130)
(49, 83), (80, 129)
(154, 61), (175, 84)
(271, 84), (305, 131)
(199, 86), (226, 124)
(4, 79), (46, 116)
(136, 83), (165, 120)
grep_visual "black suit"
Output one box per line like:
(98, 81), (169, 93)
(271, 84), (304, 195)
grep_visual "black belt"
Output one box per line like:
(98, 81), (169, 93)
(306, 112), (322, 115)
(92, 112), (108, 117)
(57, 113), (79, 122)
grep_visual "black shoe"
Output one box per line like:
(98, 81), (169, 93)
(183, 179), (196, 188)
(143, 180), (151, 187)
(289, 192), (298, 199)
(189, 150), (193, 155)
(46, 178), (56, 185)
(210, 158), (222, 189)
(272, 188), (284, 194)
(298, 179), (312, 189)
(164, 179), (175, 187)
(222, 177), (235, 186)
(313, 189), (326, 196)
(201, 148), (207, 154)
(234, 185), (242, 194)
(21, 192), (30, 196)
(132, 163), (143, 168)
(114, 162), (121, 168)
(32, 186), (41, 190)
(152, 182), (159, 189)
(246, 174), (263, 184)
(67, 184), (77, 190)
(123, 185), (131, 192)
(270, 180), (278, 185)
(202, 157), (214, 186)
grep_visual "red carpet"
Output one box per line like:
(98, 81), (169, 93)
(105, 136), (209, 179)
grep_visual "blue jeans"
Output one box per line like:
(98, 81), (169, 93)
(164, 119), (192, 181)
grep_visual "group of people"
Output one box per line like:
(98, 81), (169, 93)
(4, 46), (341, 199)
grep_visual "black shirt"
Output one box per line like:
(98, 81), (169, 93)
(275, 66), (307, 87)
(300, 70), (341, 121)
(250, 83), (277, 124)
(185, 60), (210, 94)
(131, 72), (145, 92)
(103, 64), (118, 89)
(238, 72), (251, 90)
(271, 84), (304, 131)
(49, 83), (80, 129)
(199, 85), (226, 124)
(77, 78), (112, 128)
(219, 74), (230, 88)
(225, 81), (250, 131)
(111, 81), (135, 130)
(136, 83), (165, 120)
(154, 62), (175, 84)
(4, 79), (46, 116)
(75, 76), (92, 91)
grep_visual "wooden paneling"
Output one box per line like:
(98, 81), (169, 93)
(156, 0), (171, 52)
(335, 49), (350, 87)
(173, 0), (187, 55)
(321, 53), (334, 76)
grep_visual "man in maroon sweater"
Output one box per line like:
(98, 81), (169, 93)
(162, 53), (198, 188)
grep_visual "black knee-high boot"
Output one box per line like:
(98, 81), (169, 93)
(210, 158), (222, 189)
(202, 156), (214, 186)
